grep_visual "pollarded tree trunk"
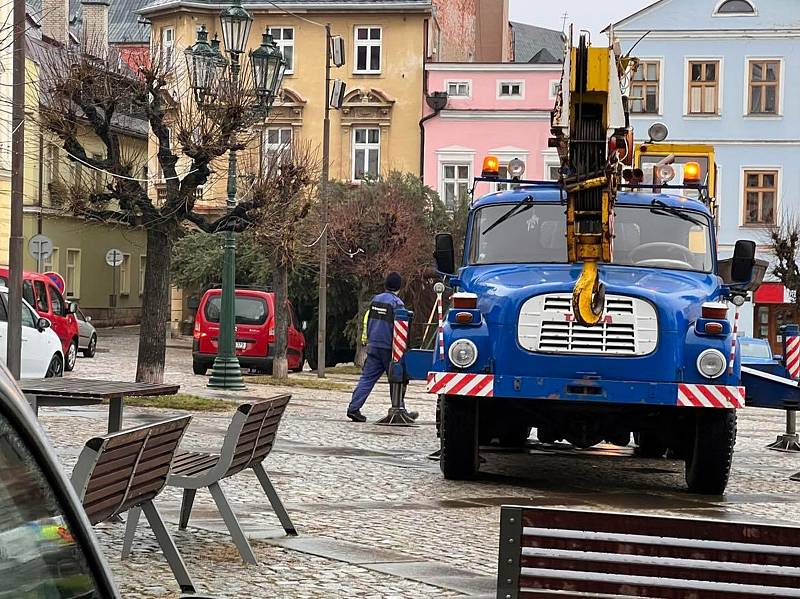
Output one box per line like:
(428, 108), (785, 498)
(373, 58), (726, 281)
(136, 227), (174, 383)
(272, 261), (289, 380)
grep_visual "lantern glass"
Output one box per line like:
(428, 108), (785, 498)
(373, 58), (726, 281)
(220, 0), (253, 54)
(250, 31), (285, 99)
(185, 25), (219, 104)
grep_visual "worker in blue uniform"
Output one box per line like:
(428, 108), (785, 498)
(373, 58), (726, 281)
(347, 272), (418, 422)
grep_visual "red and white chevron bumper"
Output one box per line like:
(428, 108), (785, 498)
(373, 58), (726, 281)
(427, 372), (494, 397)
(677, 384), (745, 409)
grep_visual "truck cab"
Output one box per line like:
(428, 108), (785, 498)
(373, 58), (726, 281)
(422, 144), (762, 495)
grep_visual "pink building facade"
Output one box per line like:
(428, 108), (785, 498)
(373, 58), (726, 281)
(423, 63), (563, 207)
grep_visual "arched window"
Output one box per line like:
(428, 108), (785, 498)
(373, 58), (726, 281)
(715, 0), (755, 14)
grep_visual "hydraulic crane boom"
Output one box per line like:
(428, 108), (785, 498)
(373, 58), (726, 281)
(551, 28), (636, 326)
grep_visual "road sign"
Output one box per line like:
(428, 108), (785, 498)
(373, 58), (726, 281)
(43, 271), (65, 294)
(28, 234), (53, 262)
(105, 248), (124, 267)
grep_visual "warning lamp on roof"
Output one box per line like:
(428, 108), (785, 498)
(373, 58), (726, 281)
(482, 156), (500, 178)
(683, 161), (702, 185)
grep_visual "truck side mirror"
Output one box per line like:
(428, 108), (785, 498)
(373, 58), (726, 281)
(434, 233), (455, 275)
(731, 240), (756, 283)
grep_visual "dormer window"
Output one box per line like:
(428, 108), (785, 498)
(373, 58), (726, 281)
(715, 0), (755, 15)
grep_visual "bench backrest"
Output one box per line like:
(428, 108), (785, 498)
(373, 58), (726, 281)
(71, 416), (192, 525)
(220, 394), (290, 478)
(497, 505), (800, 599)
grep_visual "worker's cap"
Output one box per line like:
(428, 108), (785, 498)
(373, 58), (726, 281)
(385, 272), (402, 291)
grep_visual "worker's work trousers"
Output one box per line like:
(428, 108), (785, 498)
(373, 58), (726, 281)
(348, 347), (392, 413)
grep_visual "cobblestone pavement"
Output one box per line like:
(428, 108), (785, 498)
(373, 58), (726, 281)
(34, 326), (800, 597)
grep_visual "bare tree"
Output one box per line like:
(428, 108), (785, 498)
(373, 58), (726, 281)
(768, 212), (800, 308)
(36, 39), (273, 382)
(247, 140), (319, 379)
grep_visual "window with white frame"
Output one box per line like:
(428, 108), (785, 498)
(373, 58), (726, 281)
(631, 60), (660, 114)
(352, 127), (380, 180)
(548, 80), (560, 100)
(139, 255), (146, 295)
(441, 163), (470, 209)
(688, 60), (720, 115)
(42, 247), (59, 273)
(65, 249), (81, 298)
(748, 60), (780, 115)
(498, 81), (524, 98)
(446, 81), (471, 98)
(269, 27), (294, 73)
(263, 127), (292, 167)
(161, 27), (174, 70)
(120, 254), (131, 295)
(715, 0), (755, 14)
(354, 27), (381, 73)
(743, 170), (777, 226)
(543, 158), (561, 180)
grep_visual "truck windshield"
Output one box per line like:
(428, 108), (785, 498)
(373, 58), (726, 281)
(471, 203), (713, 273)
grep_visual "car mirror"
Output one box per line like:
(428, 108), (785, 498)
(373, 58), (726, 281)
(85, 315), (92, 322)
(731, 240), (756, 283)
(301, 321), (308, 331)
(36, 317), (51, 332)
(68, 301), (78, 314)
(434, 233), (456, 275)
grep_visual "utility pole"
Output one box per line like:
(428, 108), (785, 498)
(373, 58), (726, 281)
(317, 23), (331, 378)
(7, 0), (25, 379)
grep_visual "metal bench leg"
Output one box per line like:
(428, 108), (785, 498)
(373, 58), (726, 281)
(179, 489), (196, 530)
(253, 463), (297, 536)
(208, 482), (258, 565)
(121, 506), (142, 559)
(141, 500), (196, 594)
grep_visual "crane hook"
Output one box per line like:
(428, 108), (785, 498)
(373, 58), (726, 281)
(572, 261), (606, 326)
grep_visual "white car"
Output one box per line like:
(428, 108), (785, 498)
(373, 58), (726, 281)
(0, 287), (64, 378)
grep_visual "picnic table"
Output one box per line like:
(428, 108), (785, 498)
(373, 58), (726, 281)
(19, 377), (181, 433)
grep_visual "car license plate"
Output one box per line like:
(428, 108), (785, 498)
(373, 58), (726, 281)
(235, 341), (247, 350)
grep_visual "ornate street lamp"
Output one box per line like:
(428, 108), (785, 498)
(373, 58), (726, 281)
(184, 4), (285, 390)
(219, 0), (253, 55)
(250, 31), (285, 106)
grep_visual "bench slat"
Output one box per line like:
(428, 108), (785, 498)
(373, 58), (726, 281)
(519, 567), (800, 598)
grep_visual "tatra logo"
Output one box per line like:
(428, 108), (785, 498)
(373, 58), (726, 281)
(565, 313), (613, 324)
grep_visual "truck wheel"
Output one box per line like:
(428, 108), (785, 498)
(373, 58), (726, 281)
(685, 409), (736, 495)
(440, 395), (479, 480)
(634, 432), (668, 458)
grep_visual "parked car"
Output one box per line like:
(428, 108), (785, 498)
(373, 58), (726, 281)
(75, 308), (97, 358)
(0, 268), (80, 371)
(740, 336), (779, 365)
(192, 287), (305, 375)
(0, 287), (64, 377)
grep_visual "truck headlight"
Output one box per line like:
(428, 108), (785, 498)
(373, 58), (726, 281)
(697, 349), (727, 379)
(449, 339), (478, 369)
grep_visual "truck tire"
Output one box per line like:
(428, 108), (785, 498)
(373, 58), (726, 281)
(634, 432), (668, 458)
(685, 409), (736, 495)
(440, 395), (479, 480)
(498, 424), (532, 448)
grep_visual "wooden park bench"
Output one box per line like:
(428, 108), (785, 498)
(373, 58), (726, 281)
(124, 394), (295, 565)
(496, 505), (800, 599)
(71, 415), (196, 595)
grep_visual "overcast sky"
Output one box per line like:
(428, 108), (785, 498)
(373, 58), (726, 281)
(509, 0), (655, 35)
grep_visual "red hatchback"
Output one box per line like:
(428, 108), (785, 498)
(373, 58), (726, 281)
(0, 268), (80, 371)
(192, 287), (305, 375)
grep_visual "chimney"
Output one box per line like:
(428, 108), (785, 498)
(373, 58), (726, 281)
(81, 0), (110, 55)
(41, 0), (69, 46)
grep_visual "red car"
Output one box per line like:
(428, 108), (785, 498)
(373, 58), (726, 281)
(0, 268), (80, 371)
(192, 287), (305, 375)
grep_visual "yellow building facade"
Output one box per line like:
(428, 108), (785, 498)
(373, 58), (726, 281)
(141, 2), (435, 206)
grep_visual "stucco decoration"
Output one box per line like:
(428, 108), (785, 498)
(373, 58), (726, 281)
(269, 88), (307, 126)
(340, 88), (395, 126)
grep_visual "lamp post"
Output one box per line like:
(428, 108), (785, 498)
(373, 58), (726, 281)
(185, 4), (285, 390)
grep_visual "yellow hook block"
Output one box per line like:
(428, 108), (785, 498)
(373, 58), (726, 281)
(572, 261), (606, 326)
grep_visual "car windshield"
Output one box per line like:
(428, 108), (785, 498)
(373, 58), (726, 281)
(204, 295), (269, 325)
(740, 339), (772, 359)
(470, 203), (713, 273)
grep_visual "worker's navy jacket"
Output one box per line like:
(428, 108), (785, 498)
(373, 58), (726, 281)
(365, 291), (405, 350)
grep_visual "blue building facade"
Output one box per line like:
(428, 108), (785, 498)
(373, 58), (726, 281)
(615, 0), (800, 350)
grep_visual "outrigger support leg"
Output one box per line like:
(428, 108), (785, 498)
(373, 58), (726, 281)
(376, 375), (416, 426)
(768, 409), (800, 452)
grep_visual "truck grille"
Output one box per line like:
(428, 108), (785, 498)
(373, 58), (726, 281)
(518, 293), (658, 356)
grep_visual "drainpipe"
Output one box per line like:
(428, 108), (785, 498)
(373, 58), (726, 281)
(419, 91), (448, 179)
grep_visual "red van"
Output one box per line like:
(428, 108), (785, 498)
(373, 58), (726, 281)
(0, 268), (80, 371)
(192, 287), (305, 375)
